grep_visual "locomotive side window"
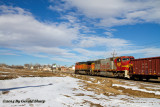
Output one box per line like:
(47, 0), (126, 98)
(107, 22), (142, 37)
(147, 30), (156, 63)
(117, 58), (121, 62)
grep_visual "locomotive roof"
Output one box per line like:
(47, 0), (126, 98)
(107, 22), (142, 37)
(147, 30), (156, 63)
(76, 56), (135, 63)
(77, 61), (93, 64)
(78, 62), (87, 64)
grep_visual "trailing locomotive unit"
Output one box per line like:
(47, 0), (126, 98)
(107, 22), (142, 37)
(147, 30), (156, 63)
(75, 56), (134, 78)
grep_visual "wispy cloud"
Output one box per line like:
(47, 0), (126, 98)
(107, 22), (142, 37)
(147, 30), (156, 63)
(76, 36), (131, 48)
(0, 5), (78, 55)
(0, 49), (19, 56)
(118, 47), (160, 58)
(53, 0), (160, 27)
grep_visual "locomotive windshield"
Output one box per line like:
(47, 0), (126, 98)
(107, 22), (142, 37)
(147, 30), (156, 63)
(122, 58), (130, 62)
(117, 58), (121, 62)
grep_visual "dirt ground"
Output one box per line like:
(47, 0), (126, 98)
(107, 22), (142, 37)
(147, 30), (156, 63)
(63, 73), (160, 99)
(1, 67), (160, 99)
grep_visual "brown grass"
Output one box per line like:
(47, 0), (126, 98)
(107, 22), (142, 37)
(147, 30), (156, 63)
(0, 67), (64, 80)
(2, 91), (10, 94)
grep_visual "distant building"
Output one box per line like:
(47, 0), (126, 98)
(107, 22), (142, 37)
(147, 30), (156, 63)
(52, 64), (57, 68)
(72, 66), (75, 70)
(30, 66), (34, 70)
(68, 65), (75, 71)
(60, 66), (68, 72)
(43, 67), (51, 71)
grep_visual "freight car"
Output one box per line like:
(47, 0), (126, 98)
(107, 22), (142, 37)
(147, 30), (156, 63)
(129, 57), (160, 80)
(75, 56), (160, 81)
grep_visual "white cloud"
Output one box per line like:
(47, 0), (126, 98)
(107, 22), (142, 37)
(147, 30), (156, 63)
(73, 48), (105, 56)
(0, 14), (78, 47)
(77, 36), (131, 48)
(104, 32), (113, 37)
(0, 5), (31, 15)
(63, 0), (160, 26)
(142, 48), (160, 57)
(0, 49), (18, 56)
(117, 47), (160, 58)
(0, 5), (79, 58)
(50, 47), (160, 63)
(63, 15), (78, 23)
(48, 5), (64, 12)
(48, 0), (71, 12)
(51, 57), (74, 62)
(60, 14), (95, 34)
(12, 46), (74, 56)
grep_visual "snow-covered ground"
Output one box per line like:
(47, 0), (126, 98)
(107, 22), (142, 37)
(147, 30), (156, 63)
(112, 84), (160, 95)
(0, 71), (9, 73)
(0, 77), (160, 107)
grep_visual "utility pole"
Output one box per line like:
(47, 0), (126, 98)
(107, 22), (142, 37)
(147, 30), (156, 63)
(111, 50), (117, 69)
(111, 50), (117, 58)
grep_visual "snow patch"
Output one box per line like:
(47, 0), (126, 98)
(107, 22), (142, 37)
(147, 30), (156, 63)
(113, 84), (160, 95)
(0, 77), (160, 107)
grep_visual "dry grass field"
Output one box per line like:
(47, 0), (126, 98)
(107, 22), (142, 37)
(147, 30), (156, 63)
(0, 67), (63, 80)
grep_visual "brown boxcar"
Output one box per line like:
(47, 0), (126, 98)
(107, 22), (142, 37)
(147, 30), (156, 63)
(131, 56), (160, 80)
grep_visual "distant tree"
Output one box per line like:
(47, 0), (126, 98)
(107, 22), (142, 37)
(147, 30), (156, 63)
(24, 64), (30, 69)
(15, 65), (24, 69)
(34, 63), (41, 70)
(0, 63), (7, 67)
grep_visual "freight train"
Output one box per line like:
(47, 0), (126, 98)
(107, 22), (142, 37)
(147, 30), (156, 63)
(75, 56), (160, 81)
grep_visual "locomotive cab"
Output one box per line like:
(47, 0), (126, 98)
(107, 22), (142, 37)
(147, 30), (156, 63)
(114, 56), (134, 78)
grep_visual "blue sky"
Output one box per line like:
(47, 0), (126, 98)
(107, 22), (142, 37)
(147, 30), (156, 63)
(0, 0), (160, 66)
